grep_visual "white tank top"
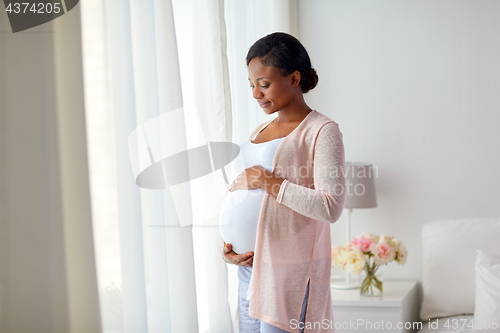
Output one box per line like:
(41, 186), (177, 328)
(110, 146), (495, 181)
(219, 137), (285, 254)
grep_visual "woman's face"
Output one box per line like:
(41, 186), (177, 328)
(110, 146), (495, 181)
(247, 58), (299, 115)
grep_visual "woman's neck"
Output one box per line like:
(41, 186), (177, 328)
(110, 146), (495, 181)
(274, 95), (312, 124)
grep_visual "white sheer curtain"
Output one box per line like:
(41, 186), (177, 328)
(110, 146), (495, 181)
(81, 0), (298, 331)
(81, 0), (232, 332)
(225, 0), (299, 144)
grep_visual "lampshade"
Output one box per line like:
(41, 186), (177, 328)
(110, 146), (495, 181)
(344, 162), (377, 209)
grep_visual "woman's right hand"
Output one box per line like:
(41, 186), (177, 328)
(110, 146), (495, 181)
(222, 243), (254, 267)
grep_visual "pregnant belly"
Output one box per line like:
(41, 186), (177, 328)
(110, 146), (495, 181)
(219, 188), (265, 254)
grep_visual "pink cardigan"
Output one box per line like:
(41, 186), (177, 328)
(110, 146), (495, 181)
(247, 110), (345, 333)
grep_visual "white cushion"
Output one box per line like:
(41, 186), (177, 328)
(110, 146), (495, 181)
(474, 250), (500, 330)
(419, 217), (500, 320)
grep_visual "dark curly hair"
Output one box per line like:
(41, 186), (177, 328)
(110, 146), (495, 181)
(246, 32), (318, 93)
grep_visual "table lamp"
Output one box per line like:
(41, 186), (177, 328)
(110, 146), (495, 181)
(331, 162), (377, 289)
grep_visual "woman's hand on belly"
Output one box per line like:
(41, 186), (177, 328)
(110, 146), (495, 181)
(229, 165), (284, 198)
(222, 243), (254, 267)
(229, 166), (264, 192)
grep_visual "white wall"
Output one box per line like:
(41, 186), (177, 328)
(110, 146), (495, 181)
(299, 0), (500, 284)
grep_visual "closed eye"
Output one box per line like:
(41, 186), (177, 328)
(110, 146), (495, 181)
(261, 84), (270, 89)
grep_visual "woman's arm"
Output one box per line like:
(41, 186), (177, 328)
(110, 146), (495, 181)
(270, 122), (346, 224)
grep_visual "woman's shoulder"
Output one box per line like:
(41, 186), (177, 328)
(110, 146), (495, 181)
(310, 110), (339, 126)
(307, 111), (343, 142)
(300, 110), (341, 137)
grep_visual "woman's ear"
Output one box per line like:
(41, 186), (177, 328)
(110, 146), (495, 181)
(290, 70), (301, 87)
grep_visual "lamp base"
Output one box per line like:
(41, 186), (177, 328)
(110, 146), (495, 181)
(330, 275), (360, 290)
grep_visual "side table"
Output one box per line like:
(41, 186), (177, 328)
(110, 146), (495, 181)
(330, 280), (420, 333)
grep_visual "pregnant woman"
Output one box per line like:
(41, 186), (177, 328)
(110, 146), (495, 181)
(221, 32), (345, 333)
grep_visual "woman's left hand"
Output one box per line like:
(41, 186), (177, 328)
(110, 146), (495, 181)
(229, 165), (266, 192)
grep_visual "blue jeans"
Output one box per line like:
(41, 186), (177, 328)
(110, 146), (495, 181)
(238, 266), (309, 333)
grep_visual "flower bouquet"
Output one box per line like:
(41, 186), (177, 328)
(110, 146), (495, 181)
(331, 233), (408, 296)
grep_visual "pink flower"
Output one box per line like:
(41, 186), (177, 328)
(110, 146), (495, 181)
(351, 236), (374, 253)
(373, 242), (395, 265)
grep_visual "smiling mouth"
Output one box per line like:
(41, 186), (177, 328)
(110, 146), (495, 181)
(259, 101), (270, 108)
